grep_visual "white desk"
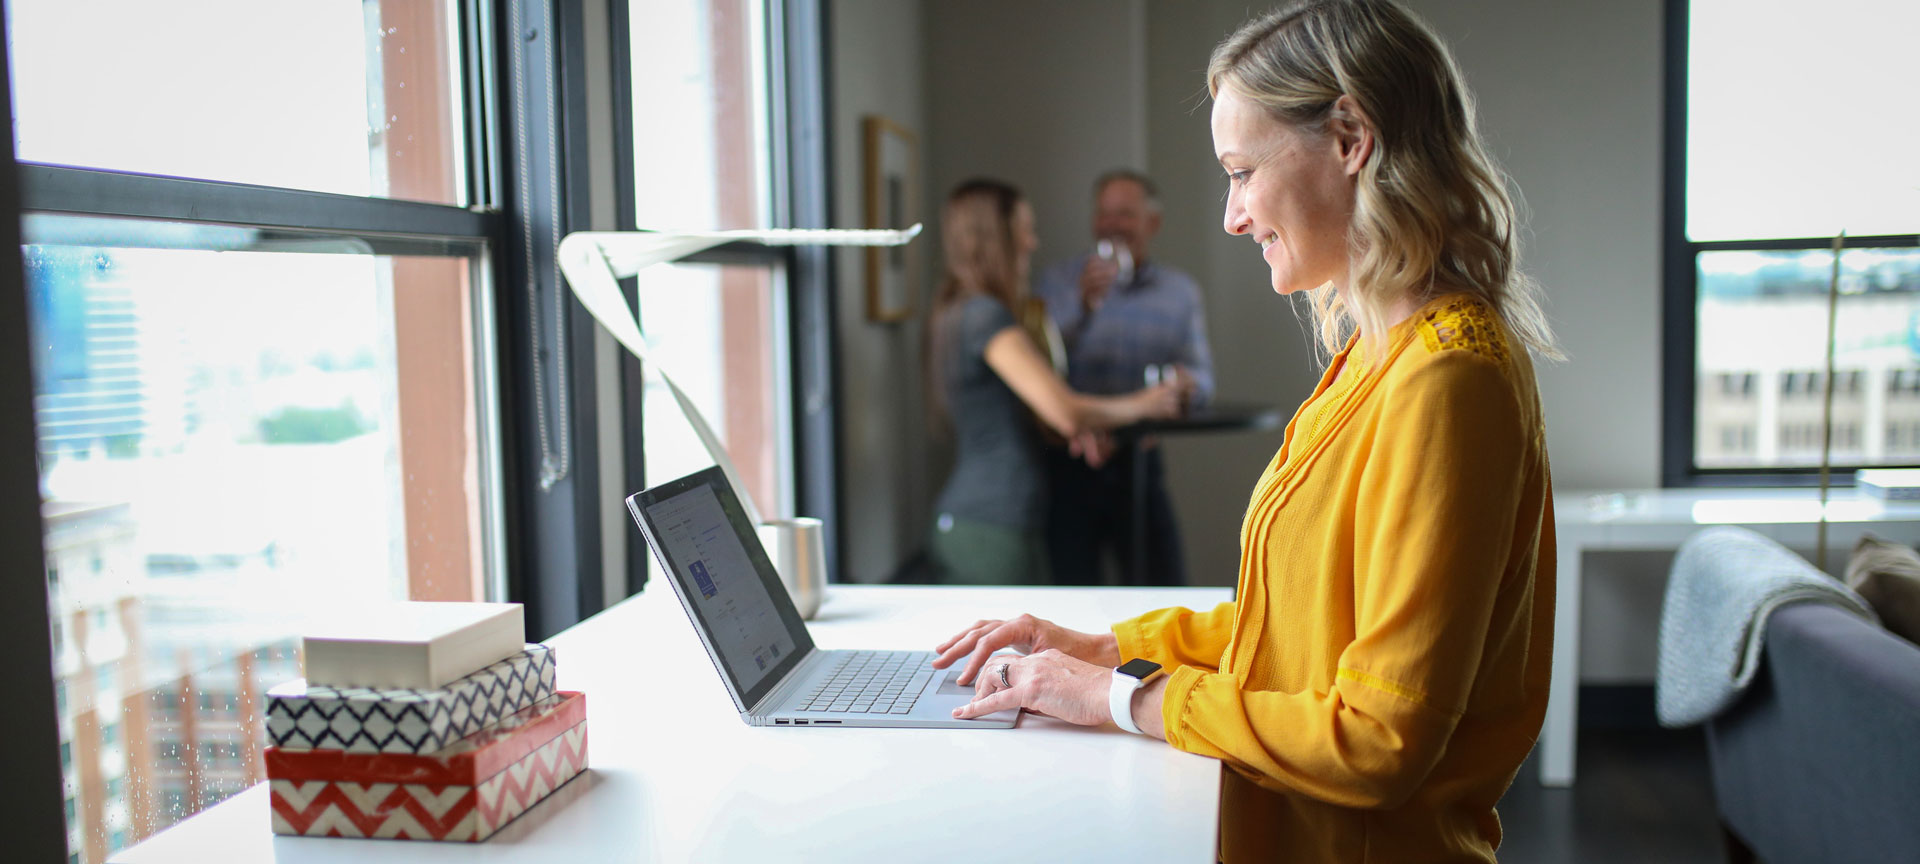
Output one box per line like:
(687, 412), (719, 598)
(1541, 487), (1920, 787)
(113, 584), (1228, 863)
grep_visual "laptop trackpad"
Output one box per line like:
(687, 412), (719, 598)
(936, 667), (973, 696)
(935, 654), (1019, 696)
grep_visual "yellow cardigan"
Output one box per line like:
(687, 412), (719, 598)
(1114, 294), (1554, 864)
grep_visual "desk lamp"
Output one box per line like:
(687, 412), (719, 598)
(557, 225), (921, 615)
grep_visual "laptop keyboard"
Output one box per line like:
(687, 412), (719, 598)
(796, 650), (936, 715)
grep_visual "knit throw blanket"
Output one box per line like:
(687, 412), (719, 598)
(1655, 526), (1877, 727)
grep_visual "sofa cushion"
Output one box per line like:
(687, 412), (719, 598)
(1846, 534), (1920, 644)
(1707, 602), (1920, 864)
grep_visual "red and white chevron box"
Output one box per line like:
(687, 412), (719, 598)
(267, 691), (588, 842)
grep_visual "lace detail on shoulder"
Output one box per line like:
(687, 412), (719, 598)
(1417, 297), (1511, 366)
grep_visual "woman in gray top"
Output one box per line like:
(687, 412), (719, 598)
(928, 179), (1180, 584)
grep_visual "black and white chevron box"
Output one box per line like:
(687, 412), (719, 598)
(266, 644), (557, 754)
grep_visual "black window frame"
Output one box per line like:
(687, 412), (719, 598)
(606, 0), (842, 594)
(1661, 0), (1920, 487)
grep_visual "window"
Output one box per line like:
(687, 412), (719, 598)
(1666, 0), (1920, 482)
(12, 2), (510, 860)
(621, 0), (809, 533)
(9, 0), (469, 206)
(611, 0), (839, 595)
(8, 0), (834, 860)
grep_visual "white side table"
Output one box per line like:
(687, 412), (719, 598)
(1541, 487), (1920, 786)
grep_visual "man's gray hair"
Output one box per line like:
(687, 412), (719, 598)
(1093, 169), (1161, 213)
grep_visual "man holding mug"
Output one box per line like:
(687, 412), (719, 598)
(1036, 170), (1215, 586)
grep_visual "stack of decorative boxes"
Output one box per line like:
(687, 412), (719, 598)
(263, 602), (588, 842)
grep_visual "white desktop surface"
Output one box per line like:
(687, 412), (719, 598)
(113, 584), (1228, 863)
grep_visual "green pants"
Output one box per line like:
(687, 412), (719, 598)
(929, 515), (1052, 585)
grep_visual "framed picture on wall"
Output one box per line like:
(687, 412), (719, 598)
(862, 114), (919, 323)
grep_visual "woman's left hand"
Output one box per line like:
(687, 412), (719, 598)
(953, 649), (1112, 725)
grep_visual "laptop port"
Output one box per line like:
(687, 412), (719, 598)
(814, 720), (840, 724)
(775, 719), (789, 725)
(794, 720), (808, 725)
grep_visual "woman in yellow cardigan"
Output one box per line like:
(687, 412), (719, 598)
(929, 1), (1560, 862)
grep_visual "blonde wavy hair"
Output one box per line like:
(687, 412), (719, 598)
(925, 178), (1029, 427)
(1208, 0), (1561, 362)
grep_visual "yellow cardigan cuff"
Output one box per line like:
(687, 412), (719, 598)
(1158, 664), (1209, 752)
(1111, 615), (1157, 667)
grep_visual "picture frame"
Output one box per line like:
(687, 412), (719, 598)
(862, 114), (919, 323)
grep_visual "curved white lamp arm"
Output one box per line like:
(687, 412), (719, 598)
(557, 225), (922, 527)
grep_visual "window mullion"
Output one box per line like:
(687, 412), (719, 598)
(18, 164), (496, 242)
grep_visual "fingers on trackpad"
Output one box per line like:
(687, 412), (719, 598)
(935, 652), (1016, 695)
(936, 667), (972, 695)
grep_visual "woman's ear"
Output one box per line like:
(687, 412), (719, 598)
(1329, 94), (1375, 177)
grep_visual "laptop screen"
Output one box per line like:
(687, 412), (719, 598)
(627, 467), (813, 711)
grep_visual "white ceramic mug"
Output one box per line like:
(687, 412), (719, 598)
(757, 517), (826, 619)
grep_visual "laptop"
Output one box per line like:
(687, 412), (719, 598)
(626, 466), (1018, 729)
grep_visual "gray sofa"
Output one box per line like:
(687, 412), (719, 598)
(1704, 599), (1920, 862)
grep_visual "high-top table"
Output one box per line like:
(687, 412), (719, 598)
(112, 584), (1228, 863)
(1541, 487), (1920, 787)
(1121, 401), (1284, 584)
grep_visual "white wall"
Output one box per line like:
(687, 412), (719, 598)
(828, 0), (930, 582)
(922, 1), (1148, 265)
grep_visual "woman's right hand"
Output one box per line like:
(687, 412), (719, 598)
(930, 613), (1121, 685)
(1133, 381), (1182, 421)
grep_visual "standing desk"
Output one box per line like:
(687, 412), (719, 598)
(113, 584), (1228, 863)
(1540, 487), (1920, 787)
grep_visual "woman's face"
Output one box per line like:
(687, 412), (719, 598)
(1012, 200), (1039, 283)
(1211, 87), (1360, 296)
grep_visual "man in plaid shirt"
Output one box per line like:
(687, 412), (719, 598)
(1036, 170), (1215, 586)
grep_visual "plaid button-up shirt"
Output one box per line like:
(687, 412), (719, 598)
(1036, 254), (1215, 407)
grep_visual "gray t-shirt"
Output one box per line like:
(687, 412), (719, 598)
(934, 295), (1044, 529)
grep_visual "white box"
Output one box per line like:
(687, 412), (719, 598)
(302, 602), (525, 690)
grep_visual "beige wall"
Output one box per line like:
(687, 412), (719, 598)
(830, 0), (1669, 678)
(923, 1), (1147, 269)
(829, 0), (931, 582)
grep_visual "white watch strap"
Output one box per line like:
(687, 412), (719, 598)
(1110, 670), (1146, 735)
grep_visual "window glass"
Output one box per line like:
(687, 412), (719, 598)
(1686, 0), (1920, 241)
(626, 0), (789, 515)
(1694, 247), (1920, 468)
(640, 264), (793, 518)
(27, 219), (494, 861)
(7, 0), (468, 205)
(628, 0), (770, 229)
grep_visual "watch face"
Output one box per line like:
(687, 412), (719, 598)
(1117, 658), (1162, 679)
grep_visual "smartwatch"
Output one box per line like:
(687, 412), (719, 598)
(1109, 658), (1164, 735)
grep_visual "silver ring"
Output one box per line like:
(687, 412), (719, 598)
(996, 663), (1011, 689)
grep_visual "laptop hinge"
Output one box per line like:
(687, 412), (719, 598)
(749, 648), (824, 718)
